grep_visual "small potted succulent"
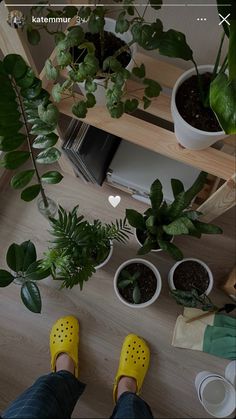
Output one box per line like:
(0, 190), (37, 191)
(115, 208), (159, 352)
(126, 172), (223, 260)
(157, 2), (236, 149)
(168, 258), (213, 297)
(41, 205), (131, 289)
(0, 241), (50, 313)
(114, 258), (162, 308)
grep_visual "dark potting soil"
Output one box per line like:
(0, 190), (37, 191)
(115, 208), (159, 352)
(175, 73), (221, 132)
(173, 260), (210, 295)
(71, 31), (131, 70)
(118, 263), (157, 304)
(91, 244), (110, 265)
(136, 229), (172, 250)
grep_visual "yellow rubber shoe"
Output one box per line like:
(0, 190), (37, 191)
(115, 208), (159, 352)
(113, 334), (150, 402)
(50, 315), (79, 378)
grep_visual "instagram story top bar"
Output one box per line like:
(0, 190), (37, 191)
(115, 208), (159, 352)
(4, 3), (233, 6)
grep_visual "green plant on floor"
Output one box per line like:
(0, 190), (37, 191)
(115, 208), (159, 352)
(126, 172), (223, 260)
(0, 54), (62, 208)
(40, 205), (131, 289)
(25, 1), (166, 118)
(155, 1), (236, 133)
(171, 288), (236, 314)
(0, 241), (50, 313)
(118, 269), (141, 304)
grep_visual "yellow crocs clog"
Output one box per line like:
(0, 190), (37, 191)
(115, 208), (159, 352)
(113, 334), (150, 402)
(50, 315), (79, 378)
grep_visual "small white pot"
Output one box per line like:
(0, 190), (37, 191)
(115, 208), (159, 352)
(114, 258), (162, 308)
(95, 240), (113, 270)
(171, 65), (227, 150)
(76, 17), (137, 105)
(168, 257), (213, 296)
(134, 228), (173, 253)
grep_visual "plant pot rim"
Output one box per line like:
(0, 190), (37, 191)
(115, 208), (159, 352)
(168, 257), (213, 296)
(134, 228), (173, 253)
(114, 258), (162, 308)
(95, 240), (113, 270)
(171, 65), (224, 136)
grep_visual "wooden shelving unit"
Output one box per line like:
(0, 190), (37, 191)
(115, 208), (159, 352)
(0, 2), (235, 222)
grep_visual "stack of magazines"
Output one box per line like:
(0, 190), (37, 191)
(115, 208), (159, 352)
(62, 119), (121, 185)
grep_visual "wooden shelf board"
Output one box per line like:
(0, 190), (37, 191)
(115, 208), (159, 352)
(58, 97), (235, 181)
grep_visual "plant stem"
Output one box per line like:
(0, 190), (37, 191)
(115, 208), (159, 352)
(113, 40), (135, 59)
(100, 27), (105, 62)
(212, 32), (225, 80)
(12, 79), (49, 208)
(192, 58), (206, 107)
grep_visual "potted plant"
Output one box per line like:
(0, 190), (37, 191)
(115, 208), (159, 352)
(0, 240), (50, 313)
(126, 172), (223, 260)
(41, 205), (131, 289)
(27, 2), (165, 118)
(168, 258), (213, 296)
(114, 258), (162, 308)
(156, 2), (236, 149)
(0, 54), (62, 217)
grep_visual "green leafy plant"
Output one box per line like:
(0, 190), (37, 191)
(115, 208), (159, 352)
(26, 2), (166, 118)
(171, 288), (236, 314)
(126, 172), (223, 260)
(156, 1), (236, 134)
(41, 205), (131, 289)
(0, 54), (62, 207)
(118, 269), (141, 303)
(0, 241), (50, 313)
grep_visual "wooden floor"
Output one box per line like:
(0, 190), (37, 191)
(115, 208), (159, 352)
(0, 167), (235, 418)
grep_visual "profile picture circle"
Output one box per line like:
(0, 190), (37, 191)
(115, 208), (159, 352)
(7, 10), (25, 28)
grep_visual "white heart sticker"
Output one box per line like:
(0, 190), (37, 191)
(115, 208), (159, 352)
(108, 195), (121, 208)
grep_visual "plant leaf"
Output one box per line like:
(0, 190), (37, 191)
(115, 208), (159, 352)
(72, 101), (87, 118)
(124, 99), (139, 113)
(118, 279), (133, 289)
(0, 134), (26, 152)
(33, 133), (59, 149)
(171, 178), (184, 199)
(210, 74), (236, 134)
(133, 285), (141, 304)
(0, 151), (30, 169)
(159, 240), (183, 260)
(3, 54), (27, 79)
(0, 270), (14, 287)
(27, 27), (41, 45)
(21, 281), (42, 313)
(36, 147), (61, 164)
(126, 209), (146, 230)
(194, 221), (223, 234)
(11, 170), (35, 189)
(21, 241), (37, 271)
(6, 243), (24, 272)
(38, 103), (59, 126)
(150, 178), (163, 210)
(144, 78), (162, 98)
(158, 29), (193, 61)
(132, 63), (146, 78)
(21, 184), (41, 202)
(41, 171), (63, 184)
(25, 260), (50, 281)
(44, 59), (59, 81)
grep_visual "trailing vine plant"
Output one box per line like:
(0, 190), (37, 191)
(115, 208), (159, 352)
(0, 54), (62, 207)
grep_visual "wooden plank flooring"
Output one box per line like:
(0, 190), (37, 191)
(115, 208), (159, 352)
(0, 169), (235, 418)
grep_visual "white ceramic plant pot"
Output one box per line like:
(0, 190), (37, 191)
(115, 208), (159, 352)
(114, 258), (162, 308)
(171, 65), (227, 150)
(76, 17), (137, 105)
(95, 240), (113, 270)
(168, 257), (213, 296)
(134, 228), (173, 253)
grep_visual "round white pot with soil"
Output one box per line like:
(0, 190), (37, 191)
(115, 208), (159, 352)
(114, 258), (162, 308)
(134, 228), (173, 253)
(94, 240), (113, 270)
(171, 65), (227, 150)
(168, 257), (213, 296)
(75, 17), (137, 105)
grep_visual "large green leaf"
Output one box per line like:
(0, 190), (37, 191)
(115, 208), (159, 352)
(27, 27), (41, 46)
(150, 179), (163, 210)
(0, 122), (23, 136)
(30, 120), (55, 135)
(133, 285), (141, 304)
(126, 209), (146, 230)
(194, 221), (223, 235)
(21, 79), (42, 99)
(228, 20), (236, 82)
(171, 179), (184, 199)
(72, 101), (87, 118)
(21, 281), (42, 313)
(25, 260), (50, 281)
(159, 240), (183, 261)
(3, 54), (27, 79)
(21, 184), (41, 202)
(0, 270), (14, 287)
(6, 243), (24, 272)
(0, 134), (26, 152)
(210, 74), (236, 134)
(36, 147), (61, 164)
(0, 151), (30, 169)
(17, 68), (35, 89)
(44, 59), (59, 81)
(163, 217), (190, 235)
(11, 170), (35, 189)
(38, 103), (59, 126)
(158, 30), (193, 61)
(41, 171), (63, 184)
(20, 241), (37, 271)
(131, 20), (163, 50)
(144, 78), (162, 98)
(33, 133), (58, 149)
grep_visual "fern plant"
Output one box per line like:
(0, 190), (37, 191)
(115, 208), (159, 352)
(41, 205), (131, 289)
(126, 172), (223, 260)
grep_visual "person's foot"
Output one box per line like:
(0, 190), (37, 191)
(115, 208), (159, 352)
(56, 352), (75, 375)
(117, 376), (137, 400)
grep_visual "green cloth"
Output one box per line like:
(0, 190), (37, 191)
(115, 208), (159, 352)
(203, 315), (236, 359)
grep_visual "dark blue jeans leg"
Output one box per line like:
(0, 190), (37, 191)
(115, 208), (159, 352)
(111, 392), (154, 419)
(2, 371), (86, 419)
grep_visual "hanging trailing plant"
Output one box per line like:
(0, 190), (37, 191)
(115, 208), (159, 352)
(0, 54), (62, 207)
